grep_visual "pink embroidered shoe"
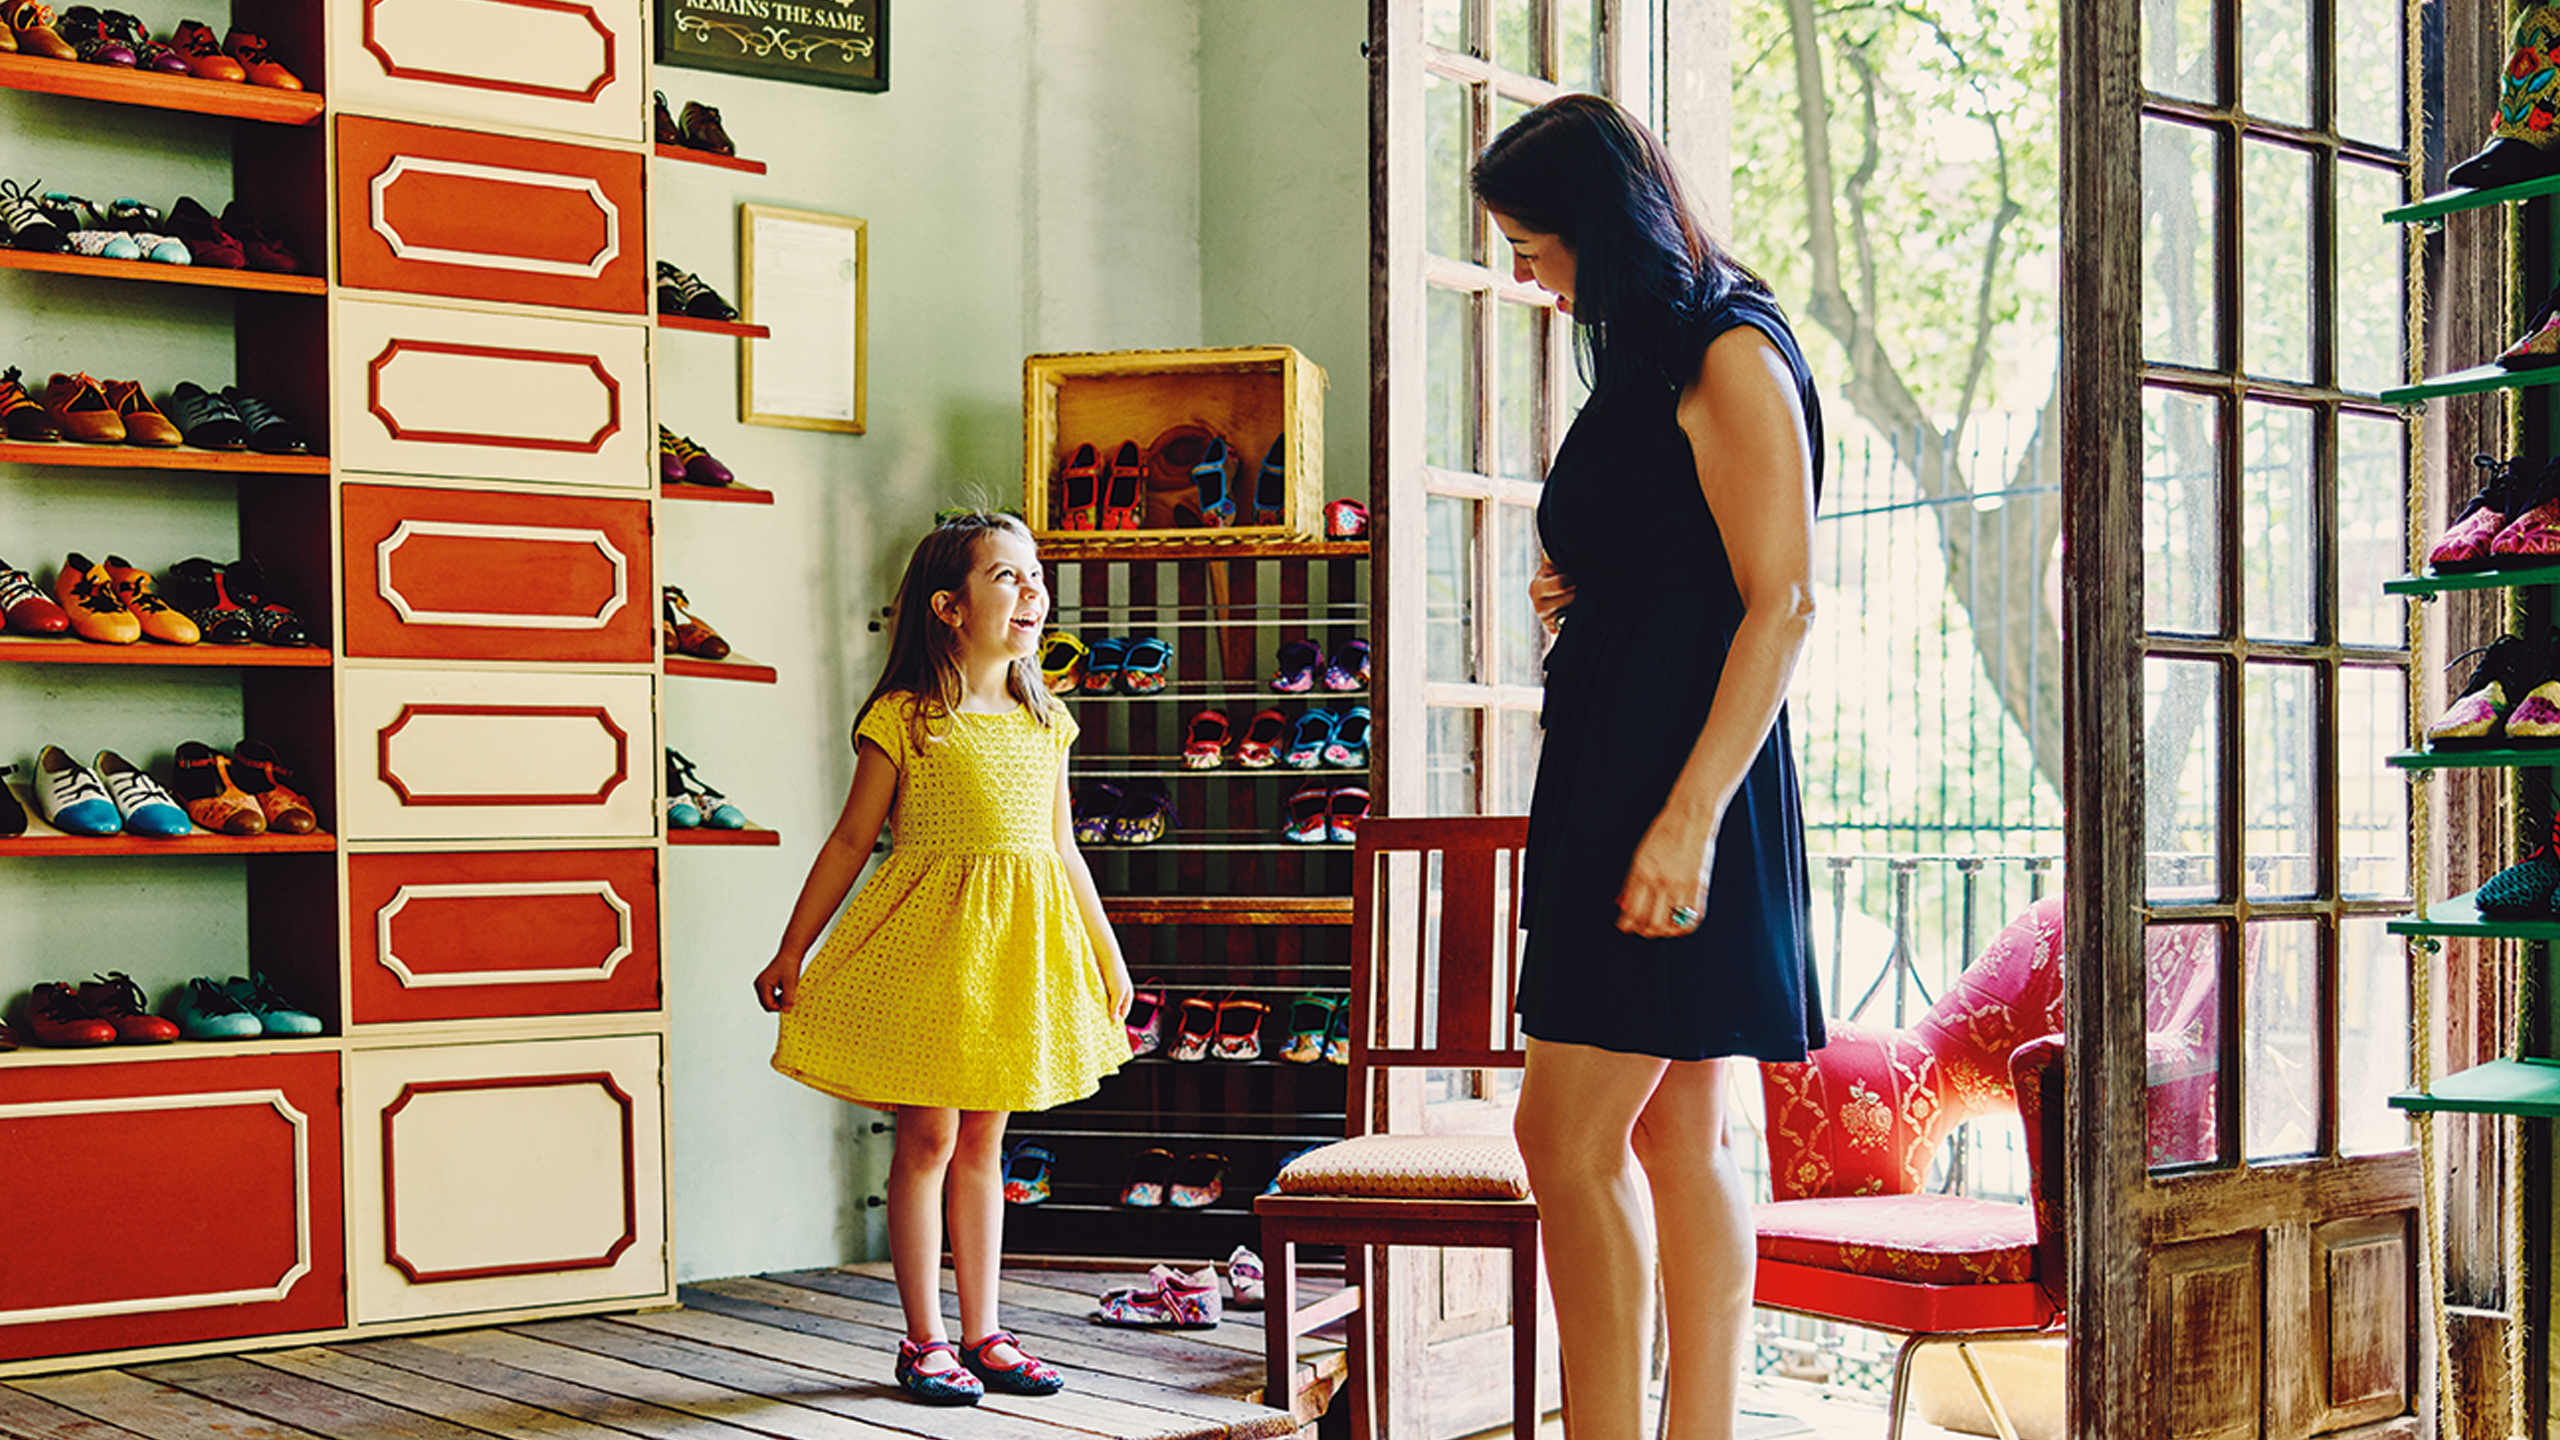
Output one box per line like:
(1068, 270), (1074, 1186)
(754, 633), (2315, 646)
(2491, 486), (2560, 562)
(1125, 981), (1164, 1056)
(1168, 1152), (1227, 1208)
(2501, 283), (2560, 368)
(1092, 1264), (1221, 1329)
(2506, 679), (2560, 745)
(2427, 633), (2540, 749)
(2432, 454), (2534, 573)
(1181, 709), (1230, 769)
(959, 1331), (1064, 1396)
(1118, 1147), (1176, 1206)
(1225, 1244), (1265, 1309)
(1235, 708), (1288, 768)
(1165, 996), (1217, 1062)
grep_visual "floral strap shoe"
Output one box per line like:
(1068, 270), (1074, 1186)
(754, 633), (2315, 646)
(1168, 1152), (1227, 1209)
(1322, 637), (1370, 692)
(1166, 996), (1217, 1062)
(1092, 1264), (1221, 1329)
(1280, 992), (1341, 1064)
(1235, 708), (1289, 768)
(1118, 1147), (1175, 1206)
(2426, 633), (2540, 749)
(2433, 454), (2535, 573)
(2500, 282), (2560, 368)
(1001, 1143), (1054, 1204)
(1125, 981), (1165, 1055)
(2491, 481), (2560, 563)
(1211, 994), (1266, 1060)
(959, 1331), (1064, 1396)
(893, 1339), (984, 1406)
(1181, 709), (1230, 768)
(1225, 1245), (1266, 1309)
(1271, 637), (1322, 693)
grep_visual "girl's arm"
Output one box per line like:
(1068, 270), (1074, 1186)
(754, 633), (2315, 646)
(753, 740), (900, 1011)
(1054, 760), (1133, 1023)
(1617, 326), (1819, 939)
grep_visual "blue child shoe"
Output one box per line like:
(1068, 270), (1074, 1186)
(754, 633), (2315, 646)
(1193, 438), (1237, 527)
(1322, 705), (1371, 769)
(173, 977), (264, 1040)
(895, 1338), (985, 1406)
(225, 973), (323, 1036)
(1283, 708), (1338, 769)
(961, 1330), (1065, 1396)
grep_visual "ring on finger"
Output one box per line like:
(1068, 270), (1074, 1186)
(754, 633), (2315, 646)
(1670, 905), (1699, 930)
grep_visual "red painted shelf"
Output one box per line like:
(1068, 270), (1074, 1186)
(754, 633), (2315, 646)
(0, 440), (328, 473)
(653, 143), (767, 175)
(662, 483), (773, 505)
(669, 826), (780, 847)
(0, 248), (325, 294)
(0, 53), (322, 124)
(665, 652), (776, 684)
(0, 827), (336, 857)
(0, 636), (330, 667)
(659, 314), (770, 339)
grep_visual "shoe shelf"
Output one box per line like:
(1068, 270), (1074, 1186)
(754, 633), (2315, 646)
(2386, 174), (2560, 227)
(0, 54), (322, 125)
(662, 483), (774, 506)
(652, 143), (766, 175)
(658, 314), (771, 339)
(665, 652), (776, 684)
(1103, 896), (1352, 926)
(1071, 688), (1370, 706)
(0, 637), (331, 667)
(1081, 763), (1369, 781)
(2380, 362), (2560, 405)
(2391, 1056), (2560, 1118)
(669, 825), (782, 847)
(0, 440), (328, 474)
(2388, 747), (2560, 770)
(2387, 886), (2560, 941)
(2386, 563), (2560, 595)
(1091, 836), (1355, 852)
(1047, 538), (1368, 563)
(0, 248), (326, 296)
(0, 828), (334, 857)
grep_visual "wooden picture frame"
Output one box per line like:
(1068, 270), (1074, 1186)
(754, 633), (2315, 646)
(739, 204), (866, 434)
(657, 0), (886, 92)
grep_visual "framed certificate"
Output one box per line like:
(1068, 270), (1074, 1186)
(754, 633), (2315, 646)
(740, 204), (866, 433)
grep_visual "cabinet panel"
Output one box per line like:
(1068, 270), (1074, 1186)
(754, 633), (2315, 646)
(340, 666), (656, 840)
(336, 116), (646, 314)
(335, 298), (651, 489)
(349, 848), (661, 1024)
(330, 0), (644, 142)
(342, 483), (654, 663)
(348, 1035), (666, 1322)
(0, 1054), (345, 1361)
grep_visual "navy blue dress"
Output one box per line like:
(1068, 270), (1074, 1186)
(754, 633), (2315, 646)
(1516, 284), (1827, 1063)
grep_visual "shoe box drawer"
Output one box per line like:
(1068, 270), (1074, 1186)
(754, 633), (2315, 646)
(349, 848), (661, 1025)
(340, 666), (657, 842)
(329, 0), (644, 143)
(347, 1034), (667, 1323)
(0, 1053), (345, 1362)
(335, 298), (653, 491)
(337, 115), (647, 315)
(343, 483), (655, 664)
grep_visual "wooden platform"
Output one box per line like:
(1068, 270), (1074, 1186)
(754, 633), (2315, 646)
(0, 1263), (1348, 1440)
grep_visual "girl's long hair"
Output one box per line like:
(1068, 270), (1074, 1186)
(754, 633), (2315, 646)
(1470, 93), (1754, 391)
(854, 512), (1062, 755)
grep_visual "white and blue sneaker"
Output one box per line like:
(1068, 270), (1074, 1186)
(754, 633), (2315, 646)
(35, 745), (119, 835)
(95, 750), (190, 838)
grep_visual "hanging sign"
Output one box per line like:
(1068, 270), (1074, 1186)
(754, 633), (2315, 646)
(658, 0), (886, 92)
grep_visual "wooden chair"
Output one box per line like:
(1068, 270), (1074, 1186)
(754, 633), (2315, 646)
(1254, 815), (1537, 1440)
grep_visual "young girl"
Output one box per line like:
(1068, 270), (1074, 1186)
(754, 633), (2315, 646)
(755, 512), (1133, 1407)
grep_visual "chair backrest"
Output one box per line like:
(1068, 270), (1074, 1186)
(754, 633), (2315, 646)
(1343, 815), (1532, 1139)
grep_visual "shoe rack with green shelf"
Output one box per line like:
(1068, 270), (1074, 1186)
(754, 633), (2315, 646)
(1004, 542), (1363, 1262)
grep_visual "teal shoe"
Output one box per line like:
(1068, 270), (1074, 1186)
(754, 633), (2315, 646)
(173, 977), (263, 1039)
(223, 973), (322, 1036)
(96, 750), (189, 837)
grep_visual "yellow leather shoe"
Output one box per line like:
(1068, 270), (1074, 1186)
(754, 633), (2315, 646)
(102, 556), (199, 644)
(43, 372), (123, 445)
(54, 553), (139, 644)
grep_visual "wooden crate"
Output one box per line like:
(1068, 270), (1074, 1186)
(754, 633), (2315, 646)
(1024, 346), (1325, 542)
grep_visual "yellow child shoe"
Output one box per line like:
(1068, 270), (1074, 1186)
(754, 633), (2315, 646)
(102, 555), (200, 644)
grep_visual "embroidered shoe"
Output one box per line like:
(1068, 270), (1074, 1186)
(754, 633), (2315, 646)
(96, 10), (180, 70)
(1234, 707), (1288, 768)
(1323, 705), (1372, 769)
(666, 754), (701, 828)
(1056, 441), (1103, 529)
(1165, 997), (1216, 1063)
(1000, 1144), (1053, 1205)
(1327, 785), (1370, 845)
(1322, 637), (1370, 692)
(1124, 981), (1164, 1055)
(1270, 637), (1321, 693)
(1092, 1264), (1220, 1329)
(958, 1331), (1063, 1396)
(2433, 454), (2536, 572)
(2426, 634), (2540, 749)
(1118, 1146), (1177, 1204)
(2491, 482), (2560, 563)
(2501, 283), (2560, 368)
(77, 971), (178, 1042)
(1211, 994), (1265, 1060)
(1255, 437), (1287, 526)
(1182, 709), (1230, 768)
(122, 227), (194, 268)
(63, 228), (141, 261)
(1279, 993), (1339, 1064)
(2510, 673), (2560, 745)
(1039, 630), (1088, 694)
(1168, 1151), (1227, 1208)
(1115, 635), (1170, 695)
(1325, 497), (1370, 539)
(0, 560), (68, 634)
(1283, 707), (1337, 769)
(1224, 1245), (1266, 1309)
(1102, 440), (1145, 529)
(1107, 784), (1172, 845)
(1282, 780), (1331, 844)
(1071, 781), (1120, 845)
(0, 178), (64, 252)
(102, 555), (200, 643)
(0, 367), (59, 440)
(1080, 635), (1128, 694)
(34, 744), (118, 834)
(892, 1339), (983, 1407)
(54, 553), (140, 643)
(1193, 437), (1237, 526)
(2450, 2), (2560, 190)
(96, 749), (192, 837)
(2479, 851), (2560, 917)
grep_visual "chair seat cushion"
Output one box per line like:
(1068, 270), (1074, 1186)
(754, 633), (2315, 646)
(1754, 1194), (2036, 1285)
(1271, 1133), (1532, 1200)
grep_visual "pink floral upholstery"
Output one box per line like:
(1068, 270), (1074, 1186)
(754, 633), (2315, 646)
(1755, 1194), (2036, 1284)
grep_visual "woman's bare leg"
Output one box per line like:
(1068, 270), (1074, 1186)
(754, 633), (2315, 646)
(1629, 1059), (1753, 1440)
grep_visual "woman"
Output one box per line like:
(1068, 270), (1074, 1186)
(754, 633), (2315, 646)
(1474, 95), (1825, 1440)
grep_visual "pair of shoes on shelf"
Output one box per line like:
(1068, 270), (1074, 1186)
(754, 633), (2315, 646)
(2432, 453), (2560, 572)
(1272, 636), (1369, 693)
(1280, 705), (1371, 770)
(53, 553), (227, 645)
(36, 744), (190, 836)
(163, 381), (309, 452)
(1001, 1142), (1054, 1204)
(662, 585), (730, 659)
(1187, 435), (1289, 528)
(1117, 1149), (1229, 1209)
(1284, 781), (1369, 845)
(162, 556), (314, 646)
(658, 425), (735, 486)
(158, 197), (297, 272)
(168, 973), (320, 1038)
(655, 260), (739, 321)
(1076, 635), (1169, 695)
(171, 740), (316, 835)
(1039, 631), (1087, 694)
(0, 560), (69, 634)
(1092, 1263), (1221, 1328)
(2427, 631), (2560, 750)
(653, 91), (739, 155)
(1277, 991), (1349, 1064)
(666, 749), (747, 829)
(1070, 780), (1172, 845)
(1157, 992), (1266, 1062)
(1054, 440), (1146, 530)
(22, 974), (177, 1045)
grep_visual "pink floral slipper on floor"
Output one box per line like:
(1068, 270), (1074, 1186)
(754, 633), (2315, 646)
(1092, 1264), (1221, 1329)
(1224, 1245), (1265, 1310)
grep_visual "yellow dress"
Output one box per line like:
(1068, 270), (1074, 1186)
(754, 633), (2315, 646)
(772, 694), (1126, 1112)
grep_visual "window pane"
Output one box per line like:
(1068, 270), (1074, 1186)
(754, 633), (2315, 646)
(2244, 920), (2321, 1160)
(2241, 0), (2309, 127)
(1494, 91), (1533, 147)
(1427, 286), (1478, 473)
(2338, 665), (2409, 901)
(2337, 412), (2406, 649)
(2146, 657), (2222, 902)
(1498, 706), (1542, 814)
(1427, 493), (1477, 683)
(1496, 297), (1546, 481)
(2338, 917), (2411, 1155)
(1426, 73), (1473, 264)
(1557, 0), (1602, 94)
(1426, 704), (1482, 815)
(2241, 401), (2314, 642)
(2336, 160), (2405, 396)
(1427, 0), (1466, 53)
(2244, 140), (2313, 382)
(2335, 0), (2403, 149)
(2244, 662), (2317, 899)
(2145, 387), (2223, 635)
(2144, 119), (2219, 369)
(2143, 0), (2216, 103)
(1495, 499), (1543, 688)
(2148, 922), (2224, 1168)
(1493, 0), (1535, 77)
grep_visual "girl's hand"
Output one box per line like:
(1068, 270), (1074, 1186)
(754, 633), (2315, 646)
(1531, 556), (1577, 636)
(1102, 952), (1134, 1024)
(753, 954), (801, 1013)
(1617, 813), (1714, 939)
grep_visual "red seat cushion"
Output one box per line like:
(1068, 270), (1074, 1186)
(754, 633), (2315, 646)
(1754, 1194), (2037, 1285)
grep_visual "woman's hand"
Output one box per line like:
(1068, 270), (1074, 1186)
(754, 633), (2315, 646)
(753, 953), (801, 1013)
(1617, 812), (1714, 939)
(1531, 555), (1576, 636)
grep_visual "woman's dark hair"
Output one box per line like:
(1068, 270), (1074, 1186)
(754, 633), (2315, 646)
(1470, 93), (1751, 389)
(855, 511), (1060, 755)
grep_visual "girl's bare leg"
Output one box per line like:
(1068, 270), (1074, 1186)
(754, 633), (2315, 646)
(1629, 1059), (1753, 1440)
(887, 1106), (962, 1370)
(949, 1110), (1030, 1362)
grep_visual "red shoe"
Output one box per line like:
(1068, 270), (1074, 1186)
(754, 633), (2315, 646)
(1102, 440), (1145, 529)
(78, 971), (179, 1043)
(167, 18), (242, 78)
(23, 982), (116, 1046)
(1181, 709), (1230, 769)
(1234, 707), (1288, 769)
(222, 28), (299, 87)
(1058, 442), (1102, 529)
(0, 560), (69, 634)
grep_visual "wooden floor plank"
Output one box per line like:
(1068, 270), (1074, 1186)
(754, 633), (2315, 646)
(130, 1356), (494, 1440)
(341, 1338), (779, 1440)
(244, 1348), (641, 1440)
(411, 1331), (895, 1440)
(0, 1384), (153, 1440)
(756, 1273), (1274, 1383)
(11, 1369), (320, 1440)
